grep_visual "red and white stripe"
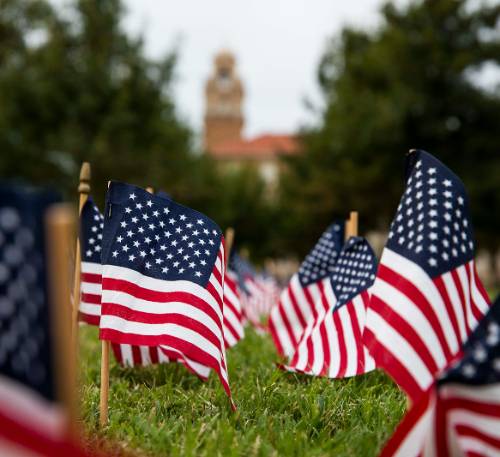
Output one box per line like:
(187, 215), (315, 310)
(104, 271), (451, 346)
(364, 249), (491, 403)
(79, 261), (101, 325)
(111, 343), (211, 379)
(269, 275), (333, 358)
(99, 243), (233, 403)
(282, 287), (375, 378)
(240, 276), (275, 331)
(223, 270), (244, 348)
(380, 384), (500, 457)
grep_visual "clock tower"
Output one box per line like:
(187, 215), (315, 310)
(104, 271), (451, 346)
(204, 50), (244, 152)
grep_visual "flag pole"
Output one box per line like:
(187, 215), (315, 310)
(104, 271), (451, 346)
(345, 210), (359, 240)
(224, 227), (235, 267)
(146, 186), (154, 193)
(349, 211), (358, 237)
(45, 204), (78, 437)
(71, 163), (91, 349)
(99, 180), (112, 427)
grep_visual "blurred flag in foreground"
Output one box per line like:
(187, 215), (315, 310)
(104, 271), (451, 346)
(282, 236), (377, 378)
(0, 184), (91, 456)
(269, 222), (344, 357)
(99, 182), (233, 405)
(380, 295), (500, 457)
(364, 150), (490, 403)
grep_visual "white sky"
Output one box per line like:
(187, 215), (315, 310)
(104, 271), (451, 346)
(122, 0), (402, 140)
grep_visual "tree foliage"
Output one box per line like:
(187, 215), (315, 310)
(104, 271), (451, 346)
(0, 0), (192, 201)
(280, 0), (500, 256)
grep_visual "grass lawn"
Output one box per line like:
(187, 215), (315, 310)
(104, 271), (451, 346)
(79, 325), (406, 456)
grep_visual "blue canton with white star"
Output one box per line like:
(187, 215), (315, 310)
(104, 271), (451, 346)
(102, 182), (222, 286)
(0, 184), (59, 403)
(80, 197), (104, 262)
(439, 295), (500, 386)
(298, 221), (345, 287)
(329, 236), (377, 308)
(387, 150), (474, 277)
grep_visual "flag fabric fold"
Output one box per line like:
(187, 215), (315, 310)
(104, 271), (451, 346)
(98, 182), (233, 404)
(363, 150), (491, 404)
(269, 221), (345, 357)
(282, 236), (377, 378)
(379, 295), (500, 457)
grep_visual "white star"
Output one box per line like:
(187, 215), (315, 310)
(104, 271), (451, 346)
(112, 250), (118, 257)
(428, 258), (437, 267)
(144, 237), (151, 244)
(164, 231), (171, 238)
(457, 196), (464, 205)
(194, 250), (201, 257)
(86, 249), (92, 257)
(171, 240), (178, 247)
(95, 245), (101, 252)
(163, 207), (170, 214)
(127, 230), (134, 237)
(195, 271), (202, 277)
(175, 227), (182, 233)
(139, 250), (146, 257)
(189, 262), (195, 268)
(136, 203), (142, 210)
(133, 241), (140, 248)
(146, 200), (153, 207)
(180, 214), (186, 221)
(145, 262), (151, 269)
(120, 221), (127, 228)
(131, 217), (138, 223)
(125, 207), (132, 214)
(153, 210), (159, 217)
(162, 267), (169, 274)
(122, 245), (129, 252)
(173, 261), (180, 267)
(149, 223), (155, 230)
(138, 227), (144, 234)
(197, 219), (204, 225)
(150, 248), (156, 255)
(129, 193), (136, 200)
(142, 213), (149, 220)
(169, 218), (175, 225)
(428, 167), (436, 175)
(179, 268), (185, 274)
(443, 179), (452, 187)
(155, 258), (163, 264)
(117, 235), (123, 243)
(128, 254), (136, 261)
(160, 244), (166, 251)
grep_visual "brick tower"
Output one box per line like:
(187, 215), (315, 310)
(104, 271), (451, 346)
(204, 50), (244, 152)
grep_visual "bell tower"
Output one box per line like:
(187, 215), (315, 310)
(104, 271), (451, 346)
(204, 50), (244, 152)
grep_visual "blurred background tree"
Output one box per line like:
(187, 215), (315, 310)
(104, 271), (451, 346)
(0, 0), (498, 268)
(279, 0), (500, 261)
(0, 0), (192, 199)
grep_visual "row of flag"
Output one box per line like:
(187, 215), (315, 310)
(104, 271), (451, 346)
(0, 148), (498, 456)
(269, 150), (497, 456)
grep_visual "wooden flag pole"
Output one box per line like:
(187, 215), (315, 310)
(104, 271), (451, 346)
(71, 163), (91, 348)
(99, 180), (112, 427)
(146, 186), (154, 193)
(46, 204), (78, 437)
(344, 210), (359, 240)
(100, 184), (157, 425)
(224, 227), (235, 267)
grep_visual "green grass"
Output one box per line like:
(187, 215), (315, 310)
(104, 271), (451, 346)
(79, 326), (406, 456)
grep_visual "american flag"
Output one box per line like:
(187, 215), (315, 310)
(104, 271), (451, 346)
(268, 221), (345, 357)
(79, 197), (228, 377)
(231, 254), (275, 331)
(99, 182), (232, 403)
(79, 197), (104, 325)
(222, 269), (244, 348)
(379, 295), (500, 457)
(282, 236), (377, 378)
(0, 184), (93, 456)
(364, 150), (491, 403)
